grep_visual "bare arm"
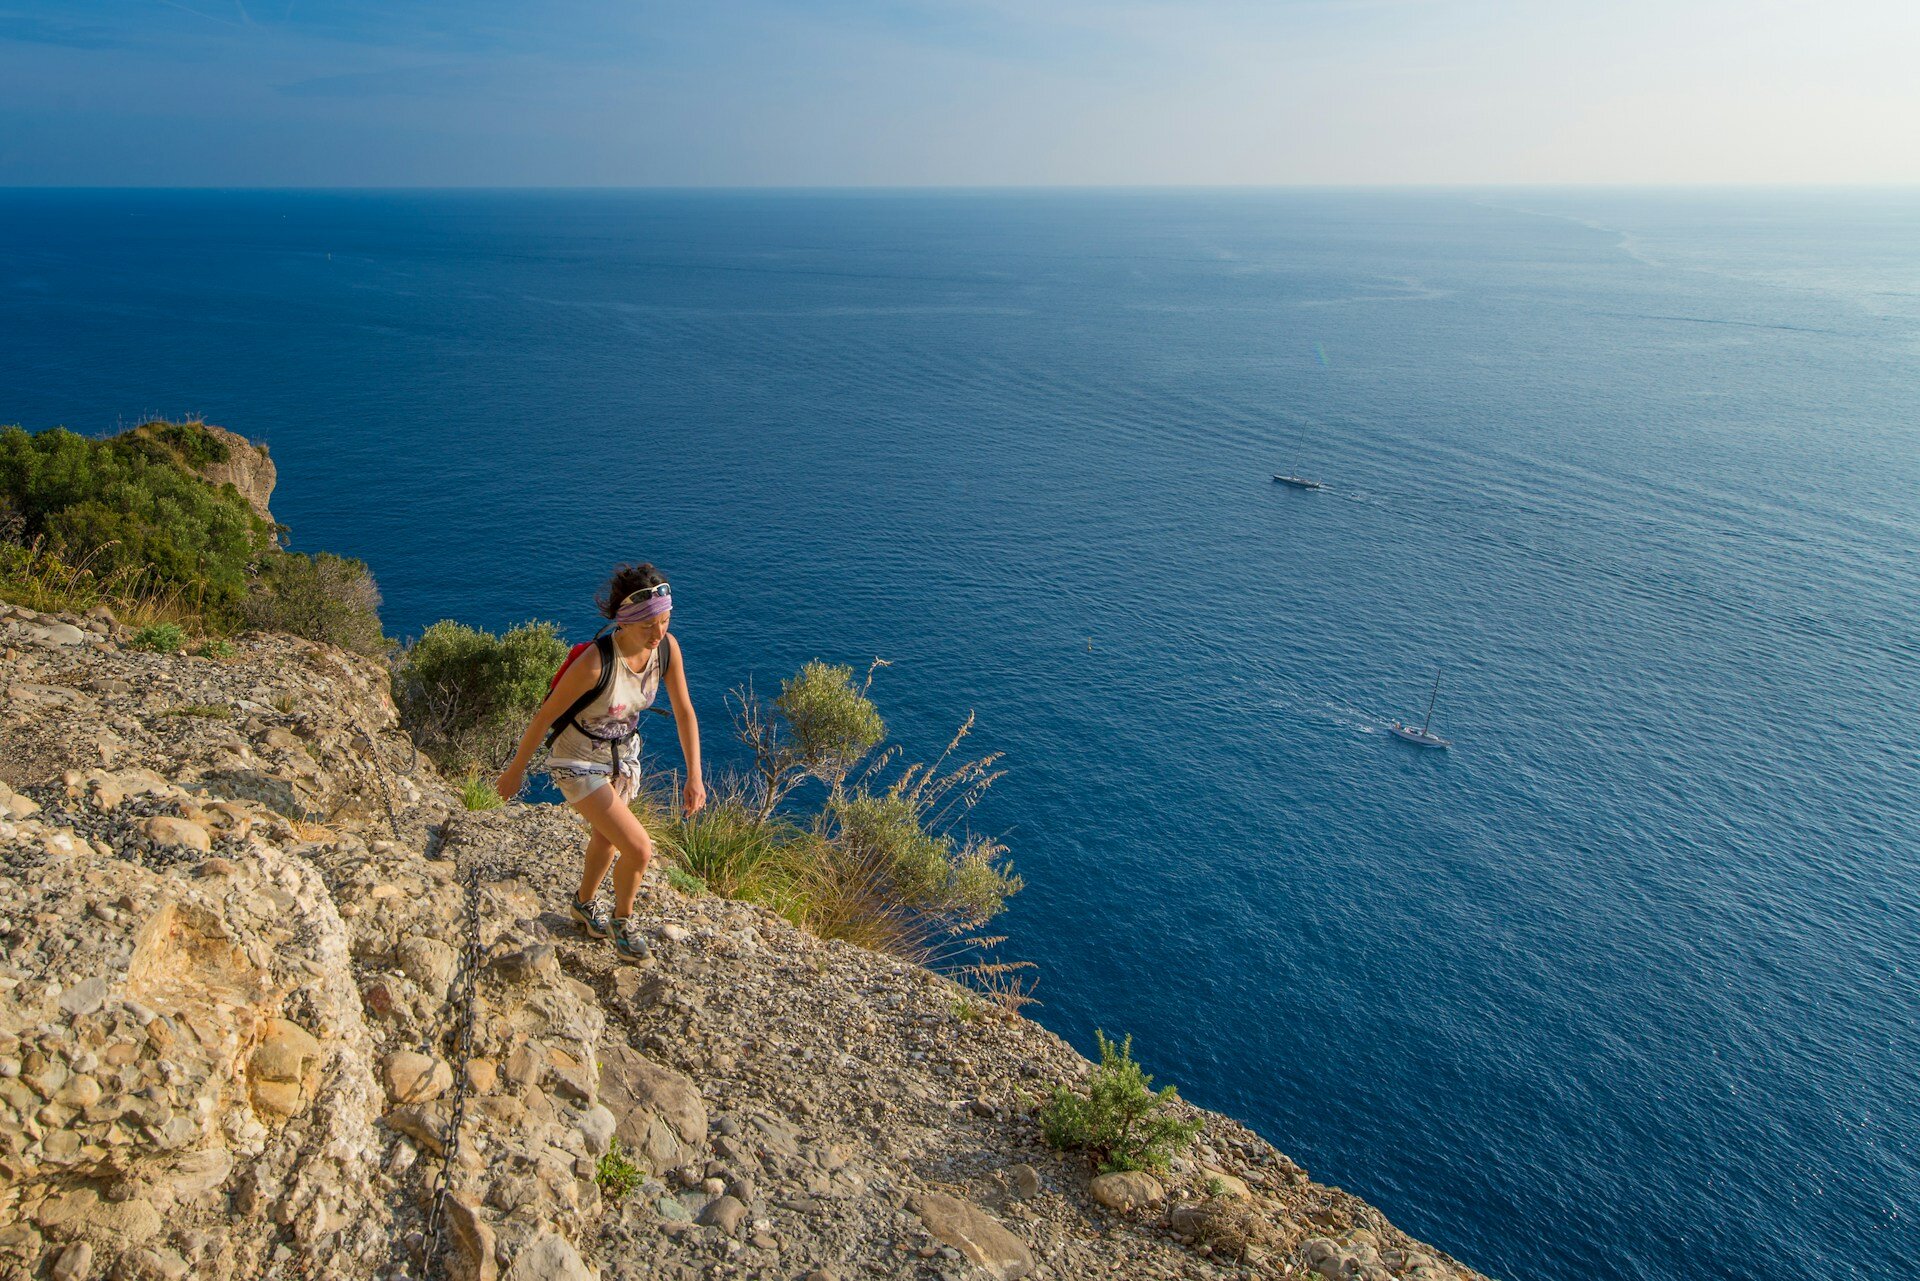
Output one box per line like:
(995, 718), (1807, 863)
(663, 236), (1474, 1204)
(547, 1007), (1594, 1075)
(663, 634), (705, 815)
(496, 646), (604, 801)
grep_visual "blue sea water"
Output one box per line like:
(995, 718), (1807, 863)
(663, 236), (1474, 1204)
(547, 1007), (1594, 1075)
(3, 188), (1917, 1281)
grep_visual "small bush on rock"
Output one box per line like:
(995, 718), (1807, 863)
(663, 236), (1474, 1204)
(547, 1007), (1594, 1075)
(458, 770), (505, 811)
(393, 619), (567, 774)
(132, 622), (186, 653)
(658, 792), (789, 899)
(1041, 1030), (1202, 1174)
(595, 1140), (644, 1202)
(242, 549), (386, 655)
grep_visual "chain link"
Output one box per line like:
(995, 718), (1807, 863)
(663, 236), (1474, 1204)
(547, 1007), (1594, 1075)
(419, 821), (488, 1278)
(358, 718), (405, 843)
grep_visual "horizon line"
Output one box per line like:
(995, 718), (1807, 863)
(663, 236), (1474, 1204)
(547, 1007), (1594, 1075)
(4, 182), (1920, 194)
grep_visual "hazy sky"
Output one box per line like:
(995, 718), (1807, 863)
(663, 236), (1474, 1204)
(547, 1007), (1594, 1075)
(2, 0), (1915, 186)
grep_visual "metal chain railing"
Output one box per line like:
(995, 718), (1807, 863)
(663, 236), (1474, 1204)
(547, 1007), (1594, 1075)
(418, 823), (489, 1278)
(356, 718), (406, 843)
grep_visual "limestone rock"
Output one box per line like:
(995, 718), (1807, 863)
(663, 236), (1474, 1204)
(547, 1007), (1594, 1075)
(133, 418), (277, 521)
(1090, 1170), (1165, 1213)
(398, 935), (461, 999)
(142, 815), (211, 852)
(599, 1040), (706, 1170)
(697, 1194), (747, 1233)
(249, 1017), (324, 1117)
(1201, 1166), (1252, 1200)
(383, 1050), (454, 1104)
(503, 1232), (591, 1281)
(575, 1102), (617, 1156)
(443, 1193), (498, 1281)
(50, 1242), (93, 1281)
(909, 1191), (1034, 1280)
(491, 942), (557, 985)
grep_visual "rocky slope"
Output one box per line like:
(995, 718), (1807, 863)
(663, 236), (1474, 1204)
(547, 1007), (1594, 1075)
(0, 603), (1489, 1281)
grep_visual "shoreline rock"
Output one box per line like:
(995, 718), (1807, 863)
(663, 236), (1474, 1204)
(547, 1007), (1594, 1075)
(0, 603), (1493, 1281)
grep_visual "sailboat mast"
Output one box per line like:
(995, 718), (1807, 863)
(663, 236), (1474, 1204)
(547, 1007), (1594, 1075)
(1421, 667), (1441, 733)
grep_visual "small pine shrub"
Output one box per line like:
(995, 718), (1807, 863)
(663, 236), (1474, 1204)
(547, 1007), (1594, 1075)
(391, 619), (568, 774)
(1040, 1030), (1203, 1175)
(242, 549), (386, 655)
(131, 622), (186, 653)
(458, 770), (505, 811)
(594, 1140), (645, 1202)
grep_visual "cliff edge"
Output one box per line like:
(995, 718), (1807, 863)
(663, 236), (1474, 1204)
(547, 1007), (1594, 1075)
(0, 606), (1488, 1281)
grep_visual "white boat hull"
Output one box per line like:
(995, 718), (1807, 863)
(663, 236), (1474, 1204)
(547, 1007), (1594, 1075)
(1389, 722), (1450, 748)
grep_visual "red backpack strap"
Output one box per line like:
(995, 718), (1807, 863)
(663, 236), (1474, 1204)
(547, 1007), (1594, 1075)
(544, 634), (617, 747)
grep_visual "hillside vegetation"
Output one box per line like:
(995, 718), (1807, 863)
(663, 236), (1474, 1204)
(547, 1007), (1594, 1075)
(0, 419), (383, 652)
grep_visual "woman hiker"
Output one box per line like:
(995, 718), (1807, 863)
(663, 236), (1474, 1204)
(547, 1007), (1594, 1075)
(495, 563), (705, 960)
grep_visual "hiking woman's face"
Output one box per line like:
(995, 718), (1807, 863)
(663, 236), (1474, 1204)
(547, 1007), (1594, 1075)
(619, 613), (669, 650)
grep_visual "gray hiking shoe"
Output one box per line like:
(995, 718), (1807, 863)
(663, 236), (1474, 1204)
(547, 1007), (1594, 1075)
(613, 915), (651, 963)
(571, 897), (612, 940)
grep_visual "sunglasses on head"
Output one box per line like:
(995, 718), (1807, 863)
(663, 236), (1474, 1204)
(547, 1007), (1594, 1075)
(622, 583), (671, 604)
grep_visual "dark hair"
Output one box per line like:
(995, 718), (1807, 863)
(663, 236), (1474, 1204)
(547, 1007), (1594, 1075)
(597, 562), (666, 620)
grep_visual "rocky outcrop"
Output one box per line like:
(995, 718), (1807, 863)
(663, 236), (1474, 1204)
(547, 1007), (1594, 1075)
(0, 600), (1491, 1281)
(133, 419), (278, 523)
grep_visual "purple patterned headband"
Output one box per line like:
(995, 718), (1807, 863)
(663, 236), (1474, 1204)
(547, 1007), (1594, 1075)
(614, 585), (671, 624)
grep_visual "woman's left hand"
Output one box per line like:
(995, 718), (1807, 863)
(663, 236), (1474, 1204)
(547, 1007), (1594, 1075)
(682, 774), (706, 817)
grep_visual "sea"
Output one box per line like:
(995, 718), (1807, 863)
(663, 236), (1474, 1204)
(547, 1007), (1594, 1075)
(2, 188), (1915, 1281)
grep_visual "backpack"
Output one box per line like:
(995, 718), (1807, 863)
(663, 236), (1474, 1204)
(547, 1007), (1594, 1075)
(543, 632), (675, 757)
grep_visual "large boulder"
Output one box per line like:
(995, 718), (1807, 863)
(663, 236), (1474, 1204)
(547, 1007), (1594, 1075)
(598, 1040), (706, 1171)
(908, 1191), (1034, 1280)
(1089, 1170), (1165, 1212)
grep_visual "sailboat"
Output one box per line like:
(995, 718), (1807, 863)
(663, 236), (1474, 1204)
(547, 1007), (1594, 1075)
(1271, 473), (1324, 490)
(1389, 668), (1451, 748)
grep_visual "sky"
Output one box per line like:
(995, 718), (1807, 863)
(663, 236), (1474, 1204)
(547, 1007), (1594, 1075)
(1, 0), (1915, 186)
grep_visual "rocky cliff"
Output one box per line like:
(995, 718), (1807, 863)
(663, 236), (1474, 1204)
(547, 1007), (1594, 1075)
(0, 604), (1488, 1281)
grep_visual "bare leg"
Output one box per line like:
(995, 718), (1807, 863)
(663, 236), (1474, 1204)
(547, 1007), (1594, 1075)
(576, 826), (616, 905)
(571, 785), (655, 918)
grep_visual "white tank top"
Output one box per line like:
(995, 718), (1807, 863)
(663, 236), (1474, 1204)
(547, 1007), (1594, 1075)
(546, 640), (663, 773)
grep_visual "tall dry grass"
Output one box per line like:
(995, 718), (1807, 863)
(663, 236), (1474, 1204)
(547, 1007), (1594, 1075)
(0, 535), (209, 631)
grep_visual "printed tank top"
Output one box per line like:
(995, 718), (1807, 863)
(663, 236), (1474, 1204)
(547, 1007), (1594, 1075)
(546, 640), (663, 772)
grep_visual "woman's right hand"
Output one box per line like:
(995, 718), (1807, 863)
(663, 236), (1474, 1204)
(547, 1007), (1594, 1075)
(495, 767), (523, 803)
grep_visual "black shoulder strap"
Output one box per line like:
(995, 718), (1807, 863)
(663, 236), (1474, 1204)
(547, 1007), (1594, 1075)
(648, 635), (676, 719)
(545, 634), (617, 747)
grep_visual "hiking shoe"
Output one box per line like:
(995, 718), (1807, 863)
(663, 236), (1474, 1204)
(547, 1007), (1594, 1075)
(571, 897), (612, 940)
(613, 916), (651, 963)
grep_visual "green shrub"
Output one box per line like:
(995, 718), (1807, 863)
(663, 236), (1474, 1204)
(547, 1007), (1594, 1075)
(458, 770), (505, 811)
(1040, 1030), (1203, 1174)
(735, 660), (888, 819)
(242, 549), (385, 655)
(594, 1140), (645, 1201)
(132, 623), (186, 653)
(658, 795), (790, 899)
(393, 619), (568, 774)
(664, 865), (707, 896)
(0, 424), (271, 622)
(194, 637), (235, 660)
(716, 661), (1022, 964)
(823, 790), (1019, 927)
